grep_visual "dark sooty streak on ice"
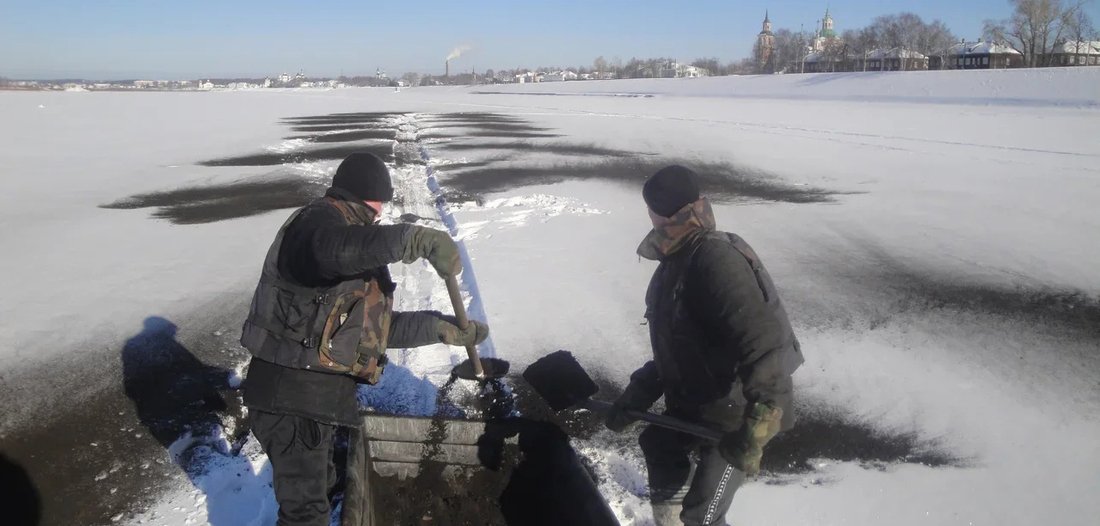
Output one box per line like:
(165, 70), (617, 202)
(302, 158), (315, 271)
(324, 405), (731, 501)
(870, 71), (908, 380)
(829, 238), (1100, 340)
(884, 266), (1100, 341)
(436, 141), (640, 157)
(882, 276), (1100, 341)
(286, 128), (397, 143)
(282, 111), (399, 122)
(471, 90), (655, 99)
(436, 158), (845, 205)
(287, 123), (394, 133)
(101, 177), (325, 224)
(423, 112), (528, 124)
(422, 130), (566, 139)
(281, 118), (392, 127)
(197, 143), (394, 166)
(418, 122), (555, 133)
(763, 401), (961, 474)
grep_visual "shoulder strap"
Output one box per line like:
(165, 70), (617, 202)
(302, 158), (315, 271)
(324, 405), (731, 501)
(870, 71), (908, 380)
(324, 197), (357, 225)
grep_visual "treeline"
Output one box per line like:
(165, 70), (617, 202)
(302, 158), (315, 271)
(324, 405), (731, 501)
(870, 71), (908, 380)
(984, 0), (1096, 67)
(441, 0), (1097, 81)
(757, 13), (959, 73)
(397, 58), (744, 86)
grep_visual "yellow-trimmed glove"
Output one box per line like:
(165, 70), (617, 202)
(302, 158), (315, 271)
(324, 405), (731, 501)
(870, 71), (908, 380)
(718, 402), (783, 476)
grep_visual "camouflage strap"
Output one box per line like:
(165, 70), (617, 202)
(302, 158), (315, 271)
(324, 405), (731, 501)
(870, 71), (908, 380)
(314, 280), (393, 384)
(317, 290), (366, 372)
(320, 195), (391, 383)
(325, 196), (375, 226)
(353, 280), (392, 384)
(326, 197), (356, 223)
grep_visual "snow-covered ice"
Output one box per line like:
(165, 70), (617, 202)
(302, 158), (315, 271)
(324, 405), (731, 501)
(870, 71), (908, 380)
(1, 68), (1098, 525)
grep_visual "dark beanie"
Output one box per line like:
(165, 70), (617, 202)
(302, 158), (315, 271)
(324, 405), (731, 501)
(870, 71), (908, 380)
(331, 153), (394, 201)
(643, 165), (700, 217)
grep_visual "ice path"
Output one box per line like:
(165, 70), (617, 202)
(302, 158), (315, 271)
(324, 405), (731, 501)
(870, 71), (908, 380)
(355, 113), (490, 415)
(410, 115), (499, 360)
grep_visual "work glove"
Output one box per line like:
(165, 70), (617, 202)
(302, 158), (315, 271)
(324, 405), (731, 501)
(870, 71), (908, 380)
(435, 315), (490, 346)
(403, 226), (461, 278)
(603, 382), (653, 432)
(604, 398), (637, 433)
(718, 402), (783, 476)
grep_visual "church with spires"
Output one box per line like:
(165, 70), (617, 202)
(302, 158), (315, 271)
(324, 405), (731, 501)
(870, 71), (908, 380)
(753, 11), (776, 73)
(753, 7), (846, 73)
(811, 7), (840, 52)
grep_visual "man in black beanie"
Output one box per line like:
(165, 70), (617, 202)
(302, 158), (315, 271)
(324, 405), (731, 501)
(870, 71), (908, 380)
(604, 165), (803, 526)
(240, 152), (490, 525)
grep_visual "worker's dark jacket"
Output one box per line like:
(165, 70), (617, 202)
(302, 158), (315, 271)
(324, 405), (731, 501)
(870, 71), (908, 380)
(241, 188), (445, 426)
(630, 198), (803, 432)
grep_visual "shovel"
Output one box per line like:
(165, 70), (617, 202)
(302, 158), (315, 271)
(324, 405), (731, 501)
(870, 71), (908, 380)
(445, 275), (510, 382)
(523, 350), (723, 441)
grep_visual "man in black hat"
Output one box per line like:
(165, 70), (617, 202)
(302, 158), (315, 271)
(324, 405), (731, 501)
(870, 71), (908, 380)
(604, 165), (803, 526)
(239, 152), (489, 525)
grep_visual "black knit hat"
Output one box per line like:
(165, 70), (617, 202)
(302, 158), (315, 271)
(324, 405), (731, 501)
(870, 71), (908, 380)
(331, 153), (394, 202)
(643, 165), (700, 217)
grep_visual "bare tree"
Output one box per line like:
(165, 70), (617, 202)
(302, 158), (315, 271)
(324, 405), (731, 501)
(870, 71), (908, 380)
(1062, 2), (1096, 55)
(918, 20), (957, 55)
(751, 37), (773, 74)
(772, 29), (808, 73)
(917, 19), (958, 69)
(820, 38), (849, 72)
(592, 56), (608, 76)
(871, 13), (928, 70)
(843, 27), (882, 71)
(985, 0), (1077, 67)
(725, 58), (757, 75)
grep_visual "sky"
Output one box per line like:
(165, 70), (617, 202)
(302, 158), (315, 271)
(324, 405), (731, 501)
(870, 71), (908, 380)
(1, 0), (1097, 80)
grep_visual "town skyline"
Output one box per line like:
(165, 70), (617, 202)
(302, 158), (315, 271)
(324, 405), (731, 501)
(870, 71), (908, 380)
(5, 0), (1096, 80)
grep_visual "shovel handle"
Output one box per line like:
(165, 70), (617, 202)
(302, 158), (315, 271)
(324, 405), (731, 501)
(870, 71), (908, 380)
(445, 275), (485, 379)
(578, 399), (724, 442)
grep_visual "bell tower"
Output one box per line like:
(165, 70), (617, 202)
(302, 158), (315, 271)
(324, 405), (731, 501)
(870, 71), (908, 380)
(754, 10), (776, 73)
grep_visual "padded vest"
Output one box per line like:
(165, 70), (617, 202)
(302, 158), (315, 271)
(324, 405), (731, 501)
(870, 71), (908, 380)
(240, 202), (393, 382)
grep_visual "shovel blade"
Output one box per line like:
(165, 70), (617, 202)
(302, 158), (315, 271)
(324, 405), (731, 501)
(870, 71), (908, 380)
(452, 357), (511, 381)
(522, 350), (600, 411)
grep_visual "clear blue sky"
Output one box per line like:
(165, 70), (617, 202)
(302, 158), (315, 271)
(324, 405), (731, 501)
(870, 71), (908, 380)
(1, 0), (1096, 79)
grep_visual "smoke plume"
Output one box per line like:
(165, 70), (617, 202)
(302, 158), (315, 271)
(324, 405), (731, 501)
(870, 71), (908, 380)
(446, 45), (472, 61)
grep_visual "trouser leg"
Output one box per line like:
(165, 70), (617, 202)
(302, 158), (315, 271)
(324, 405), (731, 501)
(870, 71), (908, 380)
(250, 410), (337, 526)
(639, 426), (695, 526)
(680, 443), (744, 526)
(640, 425), (745, 526)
